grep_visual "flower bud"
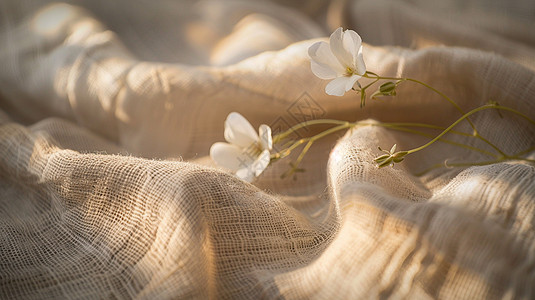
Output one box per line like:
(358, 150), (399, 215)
(371, 81), (397, 99)
(374, 144), (409, 168)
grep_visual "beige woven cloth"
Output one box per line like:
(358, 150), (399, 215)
(1, 0), (535, 298)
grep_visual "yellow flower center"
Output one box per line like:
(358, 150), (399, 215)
(345, 66), (355, 76)
(243, 142), (263, 159)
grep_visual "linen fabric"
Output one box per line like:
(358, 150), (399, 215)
(1, 0), (535, 298)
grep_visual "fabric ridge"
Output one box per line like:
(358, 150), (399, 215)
(1, 0), (534, 299)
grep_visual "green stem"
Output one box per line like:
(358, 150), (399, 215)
(363, 72), (508, 156)
(359, 77), (380, 92)
(275, 139), (306, 159)
(363, 73), (466, 122)
(292, 123), (356, 168)
(294, 141), (314, 168)
(474, 133), (506, 156)
(383, 122), (473, 137)
(492, 105), (535, 126)
(513, 146), (535, 157)
(273, 123), (352, 160)
(273, 119), (349, 143)
(270, 112), (508, 161)
(404, 104), (527, 156)
(270, 103), (535, 175)
(407, 104), (535, 158)
(274, 123), (353, 169)
(378, 125), (497, 158)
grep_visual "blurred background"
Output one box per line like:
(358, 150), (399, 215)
(2, 0), (534, 67)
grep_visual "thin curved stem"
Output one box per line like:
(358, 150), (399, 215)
(378, 125), (497, 158)
(492, 105), (535, 126)
(276, 124), (353, 175)
(294, 140), (314, 169)
(406, 105), (492, 154)
(404, 104), (534, 156)
(270, 103), (535, 177)
(273, 123), (352, 160)
(362, 72), (509, 156)
(357, 77), (380, 92)
(513, 146), (535, 157)
(363, 73), (467, 123)
(273, 119), (350, 143)
(383, 122), (472, 137)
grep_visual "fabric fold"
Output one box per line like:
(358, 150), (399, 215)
(1, 0), (535, 299)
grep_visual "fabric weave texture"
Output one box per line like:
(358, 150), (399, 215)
(1, 0), (535, 298)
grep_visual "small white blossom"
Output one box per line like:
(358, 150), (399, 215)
(210, 112), (272, 182)
(308, 27), (366, 96)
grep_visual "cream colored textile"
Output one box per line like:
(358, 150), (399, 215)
(1, 0), (535, 299)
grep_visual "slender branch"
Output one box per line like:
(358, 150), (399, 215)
(273, 123), (352, 160)
(273, 119), (349, 143)
(404, 104), (535, 156)
(362, 72), (509, 156)
(406, 105), (494, 154)
(363, 73), (467, 122)
(379, 125), (497, 158)
(269, 102), (535, 177)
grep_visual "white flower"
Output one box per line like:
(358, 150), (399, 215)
(210, 112), (272, 182)
(308, 27), (366, 96)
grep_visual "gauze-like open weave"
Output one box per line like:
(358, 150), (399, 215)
(1, 0), (535, 298)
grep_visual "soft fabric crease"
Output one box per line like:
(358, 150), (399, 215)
(1, 0), (535, 299)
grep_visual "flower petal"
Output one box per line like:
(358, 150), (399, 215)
(258, 124), (272, 150)
(235, 149), (270, 182)
(310, 61), (338, 79)
(355, 46), (366, 75)
(224, 112), (258, 148)
(210, 142), (253, 172)
(236, 168), (255, 182)
(345, 74), (362, 91)
(342, 30), (362, 68)
(325, 76), (353, 96)
(308, 41), (345, 76)
(329, 27), (353, 69)
(253, 150), (271, 176)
